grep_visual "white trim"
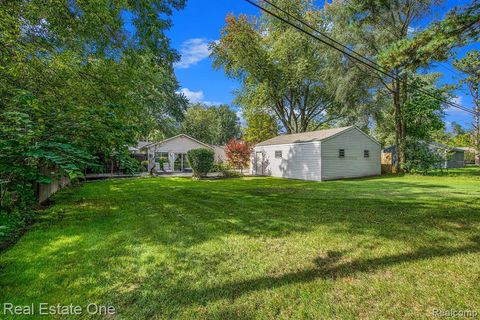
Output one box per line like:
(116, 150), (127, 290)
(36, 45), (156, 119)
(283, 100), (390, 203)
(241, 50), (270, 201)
(142, 134), (214, 150)
(321, 126), (381, 146)
(253, 126), (380, 148)
(254, 140), (322, 149)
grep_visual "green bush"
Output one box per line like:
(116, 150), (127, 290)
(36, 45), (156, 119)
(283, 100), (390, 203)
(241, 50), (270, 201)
(156, 157), (169, 172)
(140, 160), (149, 172)
(402, 142), (444, 174)
(0, 210), (32, 246)
(187, 148), (214, 178)
(212, 163), (241, 178)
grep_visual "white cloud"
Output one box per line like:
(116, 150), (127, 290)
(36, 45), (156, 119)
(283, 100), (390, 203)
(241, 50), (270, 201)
(407, 26), (417, 35)
(178, 88), (205, 103)
(177, 88), (223, 106)
(174, 38), (214, 69)
(446, 96), (463, 113)
(451, 96), (462, 105)
(236, 110), (246, 127)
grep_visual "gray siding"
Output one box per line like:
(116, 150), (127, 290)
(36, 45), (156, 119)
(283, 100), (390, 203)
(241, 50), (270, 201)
(252, 142), (323, 181)
(321, 128), (381, 180)
(446, 151), (465, 168)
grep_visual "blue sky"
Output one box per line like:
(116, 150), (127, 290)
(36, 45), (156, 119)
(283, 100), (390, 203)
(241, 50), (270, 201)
(166, 0), (478, 131)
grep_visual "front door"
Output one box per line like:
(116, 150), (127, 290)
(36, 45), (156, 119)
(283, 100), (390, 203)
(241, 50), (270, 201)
(255, 152), (264, 175)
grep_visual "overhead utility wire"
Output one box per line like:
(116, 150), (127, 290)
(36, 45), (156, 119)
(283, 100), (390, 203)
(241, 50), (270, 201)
(341, 0), (466, 78)
(256, 0), (474, 114)
(244, 0), (475, 114)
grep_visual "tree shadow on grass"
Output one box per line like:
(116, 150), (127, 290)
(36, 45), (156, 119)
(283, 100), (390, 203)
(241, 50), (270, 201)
(158, 236), (480, 307)
(2, 174), (479, 317)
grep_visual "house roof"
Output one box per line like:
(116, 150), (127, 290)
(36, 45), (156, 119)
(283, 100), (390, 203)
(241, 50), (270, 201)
(140, 134), (215, 150)
(256, 126), (367, 147)
(456, 147), (475, 153)
(128, 141), (151, 152)
(428, 142), (465, 152)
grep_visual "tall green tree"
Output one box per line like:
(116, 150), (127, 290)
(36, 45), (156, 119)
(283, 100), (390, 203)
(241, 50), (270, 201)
(453, 50), (480, 165)
(0, 0), (186, 209)
(243, 112), (279, 144)
(328, 0), (452, 171)
(379, 1), (480, 69)
(211, 0), (356, 134)
(181, 104), (241, 145)
(217, 105), (242, 145)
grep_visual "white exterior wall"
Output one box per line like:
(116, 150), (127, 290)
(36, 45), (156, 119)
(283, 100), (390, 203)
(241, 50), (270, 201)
(320, 128), (381, 180)
(252, 142), (323, 181)
(212, 146), (227, 163)
(146, 135), (214, 171)
(153, 136), (208, 154)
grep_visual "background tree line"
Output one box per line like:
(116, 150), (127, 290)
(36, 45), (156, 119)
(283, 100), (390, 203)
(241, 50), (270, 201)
(211, 0), (480, 170)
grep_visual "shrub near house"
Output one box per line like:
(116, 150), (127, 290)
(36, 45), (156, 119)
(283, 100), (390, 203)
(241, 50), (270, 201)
(225, 139), (251, 173)
(186, 148), (214, 179)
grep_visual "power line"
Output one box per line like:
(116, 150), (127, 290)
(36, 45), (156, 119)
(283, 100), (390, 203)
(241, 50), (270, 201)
(254, 0), (474, 114)
(342, 0), (466, 79)
(244, 0), (475, 115)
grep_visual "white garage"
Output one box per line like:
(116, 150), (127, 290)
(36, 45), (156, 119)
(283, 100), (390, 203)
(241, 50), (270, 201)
(250, 126), (381, 181)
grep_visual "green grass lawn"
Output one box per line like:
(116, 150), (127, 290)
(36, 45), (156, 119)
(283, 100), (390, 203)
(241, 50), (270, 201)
(1, 168), (480, 319)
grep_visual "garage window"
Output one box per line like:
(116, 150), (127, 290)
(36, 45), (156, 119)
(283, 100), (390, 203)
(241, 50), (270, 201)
(275, 150), (282, 158)
(364, 150), (370, 158)
(339, 149), (345, 158)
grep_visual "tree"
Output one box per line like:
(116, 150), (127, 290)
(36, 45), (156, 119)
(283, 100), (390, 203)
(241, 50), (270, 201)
(211, 1), (350, 134)
(225, 139), (251, 173)
(451, 122), (467, 136)
(328, 0), (450, 171)
(0, 1), (186, 210)
(217, 105), (242, 145)
(186, 148), (214, 179)
(453, 50), (480, 165)
(379, 1), (480, 69)
(243, 112), (279, 144)
(181, 104), (219, 145)
(401, 78), (446, 173)
(181, 104), (240, 145)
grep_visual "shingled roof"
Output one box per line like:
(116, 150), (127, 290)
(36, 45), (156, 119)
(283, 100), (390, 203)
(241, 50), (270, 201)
(256, 126), (354, 146)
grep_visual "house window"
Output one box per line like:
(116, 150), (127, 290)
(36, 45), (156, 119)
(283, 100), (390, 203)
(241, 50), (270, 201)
(339, 149), (345, 158)
(275, 150), (282, 158)
(155, 152), (168, 163)
(364, 150), (370, 158)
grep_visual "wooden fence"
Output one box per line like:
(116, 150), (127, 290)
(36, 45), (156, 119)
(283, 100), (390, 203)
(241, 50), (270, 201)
(36, 176), (70, 204)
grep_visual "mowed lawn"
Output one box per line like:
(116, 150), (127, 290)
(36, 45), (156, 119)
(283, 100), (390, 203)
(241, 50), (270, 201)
(1, 169), (480, 319)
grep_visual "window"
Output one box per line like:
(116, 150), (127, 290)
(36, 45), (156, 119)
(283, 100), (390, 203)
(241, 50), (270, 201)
(339, 149), (345, 158)
(155, 152), (168, 163)
(275, 150), (282, 158)
(364, 150), (370, 158)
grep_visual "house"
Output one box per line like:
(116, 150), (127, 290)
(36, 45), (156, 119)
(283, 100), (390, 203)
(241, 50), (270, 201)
(132, 134), (226, 173)
(457, 147), (476, 165)
(382, 142), (465, 169)
(250, 126), (381, 181)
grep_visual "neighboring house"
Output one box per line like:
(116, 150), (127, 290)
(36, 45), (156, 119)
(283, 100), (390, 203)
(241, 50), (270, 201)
(131, 134), (225, 173)
(457, 147), (476, 164)
(382, 142), (465, 169)
(250, 126), (381, 181)
(128, 141), (150, 162)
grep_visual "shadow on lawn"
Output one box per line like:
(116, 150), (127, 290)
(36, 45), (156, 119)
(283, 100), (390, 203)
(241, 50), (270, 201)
(37, 175), (479, 249)
(2, 174), (479, 316)
(160, 236), (480, 306)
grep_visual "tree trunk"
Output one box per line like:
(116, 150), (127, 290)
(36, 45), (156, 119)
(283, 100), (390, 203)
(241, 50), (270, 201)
(475, 84), (479, 166)
(393, 69), (405, 172)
